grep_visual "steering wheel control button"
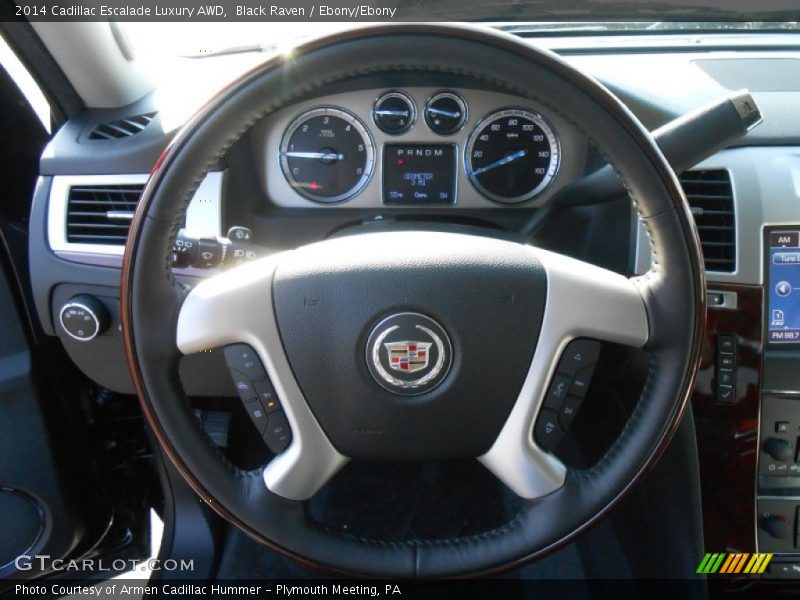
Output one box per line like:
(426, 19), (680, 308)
(537, 339), (602, 438)
(543, 374), (571, 410)
(558, 339), (600, 375)
(373, 91), (416, 135)
(59, 295), (110, 342)
(224, 344), (267, 380)
(264, 411), (292, 454)
(222, 343), (291, 446)
(246, 401), (270, 434)
(534, 408), (564, 452)
(253, 378), (280, 413)
(229, 369), (257, 403)
(558, 395), (583, 430)
(366, 312), (453, 395)
(568, 366), (595, 398)
(425, 91), (467, 135)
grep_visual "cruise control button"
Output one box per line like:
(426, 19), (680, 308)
(229, 369), (257, 402)
(245, 401), (269, 434)
(568, 365), (594, 398)
(264, 411), (292, 454)
(253, 378), (280, 413)
(224, 344), (266, 380)
(534, 408), (564, 452)
(559, 395), (583, 430)
(559, 339), (600, 375)
(543, 374), (571, 410)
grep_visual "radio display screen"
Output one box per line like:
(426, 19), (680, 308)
(766, 228), (800, 345)
(383, 144), (456, 205)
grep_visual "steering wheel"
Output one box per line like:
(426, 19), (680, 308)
(121, 24), (704, 577)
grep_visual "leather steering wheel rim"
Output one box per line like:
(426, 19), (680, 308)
(121, 23), (705, 578)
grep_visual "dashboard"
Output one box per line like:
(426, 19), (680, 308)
(254, 87), (585, 209)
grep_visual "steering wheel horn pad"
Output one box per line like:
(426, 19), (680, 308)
(122, 24), (704, 577)
(271, 231), (546, 461)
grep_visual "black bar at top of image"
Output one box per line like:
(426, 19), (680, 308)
(3, 0), (800, 22)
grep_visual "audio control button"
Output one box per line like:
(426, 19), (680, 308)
(543, 374), (570, 410)
(534, 408), (564, 452)
(764, 437), (793, 463)
(559, 339), (600, 375)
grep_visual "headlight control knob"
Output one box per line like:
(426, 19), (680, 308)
(59, 295), (110, 342)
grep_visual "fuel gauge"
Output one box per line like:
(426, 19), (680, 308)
(373, 91), (416, 135)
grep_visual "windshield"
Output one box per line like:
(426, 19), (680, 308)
(121, 21), (800, 59)
(121, 23), (350, 59)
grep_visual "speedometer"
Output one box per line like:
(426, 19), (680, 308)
(280, 107), (374, 204)
(465, 108), (560, 204)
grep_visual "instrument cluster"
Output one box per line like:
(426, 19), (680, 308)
(254, 87), (587, 209)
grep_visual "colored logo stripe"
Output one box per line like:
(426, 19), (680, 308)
(697, 553), (773, 574)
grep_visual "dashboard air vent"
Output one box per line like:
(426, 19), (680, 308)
(88, 112), (156, 140)
(679, 169), (735, 273)
(66, 184), (144, 245)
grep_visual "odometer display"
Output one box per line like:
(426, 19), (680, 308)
(465, 109), (560, 204)
(280, 107), (374, 204)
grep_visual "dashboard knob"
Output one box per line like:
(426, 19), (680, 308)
(59, 295), (110, 342)
(759, 513), (792, 540)
(763, 437), (794, 463)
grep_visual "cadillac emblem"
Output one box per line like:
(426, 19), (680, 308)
(385, 341), (431, 373)
(366, 312), (452, 395)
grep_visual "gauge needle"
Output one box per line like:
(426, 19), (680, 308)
(469, 149), (528, 177)
(374, 110), (410, 117)
(426, 107), (461, 119)
(282, 151), (344, 161)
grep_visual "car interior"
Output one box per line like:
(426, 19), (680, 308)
(2, 12), (800, 594)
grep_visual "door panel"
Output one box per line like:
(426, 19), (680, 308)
(0, 59), (108, 581)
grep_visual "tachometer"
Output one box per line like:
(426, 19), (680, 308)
(465, 108), (559, 204)
(280, 107), (374, 204)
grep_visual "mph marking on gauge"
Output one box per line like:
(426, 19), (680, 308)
(465, 107), (560, 204)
